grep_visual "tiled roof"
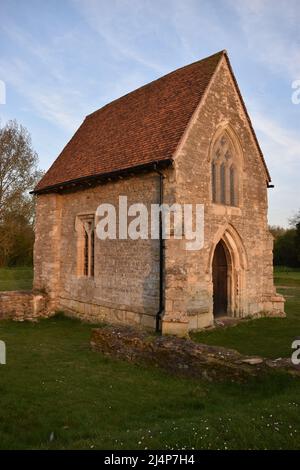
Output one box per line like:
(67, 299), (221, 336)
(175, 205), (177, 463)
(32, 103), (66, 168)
(35, 51), (225, 192)
(35, 50), (270, 193)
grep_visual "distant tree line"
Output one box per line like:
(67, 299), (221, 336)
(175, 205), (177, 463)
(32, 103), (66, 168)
(0, 120), (42, 267)
(270, 213), (300, 268)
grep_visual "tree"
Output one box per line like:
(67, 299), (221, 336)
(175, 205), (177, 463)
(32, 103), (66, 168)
(273, 229), (298, 267)
(0, 120), (42, 266)
(289, 210), (300, 266)
(289, 210), (300, 228)
(271, 212), (300, 268)
(269, 225), (286, 240)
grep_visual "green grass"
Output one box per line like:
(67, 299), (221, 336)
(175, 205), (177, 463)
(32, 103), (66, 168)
(0, 267), (33, 291)
(0, 266), (299, 449)
(192, 268), (300, 359)
(274, 267), (300, 287)
(0, 314), (299, 450)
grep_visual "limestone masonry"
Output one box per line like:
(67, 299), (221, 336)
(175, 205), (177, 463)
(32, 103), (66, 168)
(33, 51), (284, 336)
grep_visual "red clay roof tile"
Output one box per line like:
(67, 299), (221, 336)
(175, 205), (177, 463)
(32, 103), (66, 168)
(35, 51), (224, 192)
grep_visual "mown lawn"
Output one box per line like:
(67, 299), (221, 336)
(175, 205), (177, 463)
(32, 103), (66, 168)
(0, 267), (33, 291)
(192, 268), (300, 359)
(0, 314), (299, 450)
(0, 266), (299, 449)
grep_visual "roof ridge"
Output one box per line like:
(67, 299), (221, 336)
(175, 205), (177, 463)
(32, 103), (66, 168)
(86, 50), (226, 120)
(35, 50), (230, 193)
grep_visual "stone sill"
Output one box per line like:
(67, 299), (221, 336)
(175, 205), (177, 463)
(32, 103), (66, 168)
(210, 204), (242, 216)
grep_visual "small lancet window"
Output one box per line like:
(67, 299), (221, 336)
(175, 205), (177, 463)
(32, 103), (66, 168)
(76, 215), (95, 278)
(212, 162), (217, 203)
(84, 229), (89, 276)
(230, 165), (237, 206)
(220, 163), (226, 204)
(91, 229), (95, 277)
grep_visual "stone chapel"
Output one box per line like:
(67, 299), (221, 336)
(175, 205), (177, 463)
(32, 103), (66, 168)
(33, 50), (284, 336)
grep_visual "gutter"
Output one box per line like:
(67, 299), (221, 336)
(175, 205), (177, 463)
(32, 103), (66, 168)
(32, 160), (173, 195)
(33, 158), (169, 333)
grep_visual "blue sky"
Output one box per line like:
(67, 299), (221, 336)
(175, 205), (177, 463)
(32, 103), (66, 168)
(0, 0), (299, 226)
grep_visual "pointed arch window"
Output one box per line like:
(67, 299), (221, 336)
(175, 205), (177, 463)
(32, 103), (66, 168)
(76, 215), (95, 278)
(211, 132), (240, 206)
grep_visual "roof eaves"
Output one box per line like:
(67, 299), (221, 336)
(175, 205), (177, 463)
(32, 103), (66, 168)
(32, 158), (173, 195)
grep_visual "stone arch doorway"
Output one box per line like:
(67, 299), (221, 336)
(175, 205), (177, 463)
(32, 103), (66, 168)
(208, 224), (248, 319)
(212, 240), (231, 317)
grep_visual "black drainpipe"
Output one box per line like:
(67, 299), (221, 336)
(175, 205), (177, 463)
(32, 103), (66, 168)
(154, 164), (164, 333)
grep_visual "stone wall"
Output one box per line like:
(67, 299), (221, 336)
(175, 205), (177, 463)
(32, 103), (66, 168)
(34, 173), (161, 329)
(161, 56), (285, 335)
(34, 192), (62, 310)
(90, 325), (262, 382)
(0, 291), (49, 321)
(91, 325), (300, 382)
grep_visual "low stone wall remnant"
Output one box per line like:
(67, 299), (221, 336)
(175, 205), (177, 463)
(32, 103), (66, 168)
(91, 325), (300, 382)
(0, 291), (50, 321)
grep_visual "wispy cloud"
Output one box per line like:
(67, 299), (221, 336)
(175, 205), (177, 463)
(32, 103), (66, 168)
(0, 0), (298, 226)
(72, 0), (172, 75)
(1, 23), (67, 82)
(0, 56), (84, 132)
(227, 0), (300, 79)
(252, 110), (300, 163)
(0, 20), (91, 132)
(248, 107), (300, 225)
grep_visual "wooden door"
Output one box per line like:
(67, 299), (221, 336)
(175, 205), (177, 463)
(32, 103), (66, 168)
(212, 241), (228, 317)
